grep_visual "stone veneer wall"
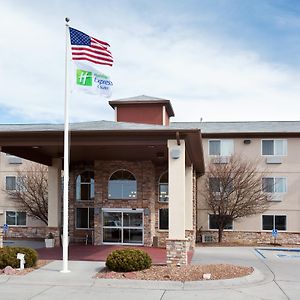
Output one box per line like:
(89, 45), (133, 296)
(4, 226), (60, 246)
(166, 239), (188, 266)
(3, 226), (47, 239)
(198, 230), (300, 245)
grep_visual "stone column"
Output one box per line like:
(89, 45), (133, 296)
(47, 158), (62, 246)
(167, 140), (188, 266)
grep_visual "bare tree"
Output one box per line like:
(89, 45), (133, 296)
(202, 155), (272, 242)
(6, 163), (48, 225)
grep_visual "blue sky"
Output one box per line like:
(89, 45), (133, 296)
(0, 0), (299, 123)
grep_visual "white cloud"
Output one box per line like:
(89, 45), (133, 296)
(0, 1), (300, 123)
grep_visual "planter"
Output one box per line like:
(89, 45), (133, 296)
(45, 238), (55, 248)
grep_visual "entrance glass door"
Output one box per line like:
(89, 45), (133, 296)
(102, 209), (144, 245)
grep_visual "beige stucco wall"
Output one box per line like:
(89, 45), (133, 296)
(198, 137), (300, 233)
(168, 139), (186, 239)
(0, 152), (46, 228)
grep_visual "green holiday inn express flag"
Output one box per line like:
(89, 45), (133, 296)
(73, 62), (113, 98)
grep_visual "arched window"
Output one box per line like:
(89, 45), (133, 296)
(108, 170), (137, 199)
(76, 171), (95, 201)
(159, 172), (168, 202)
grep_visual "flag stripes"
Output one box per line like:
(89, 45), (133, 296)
(69, 27), (113, 66)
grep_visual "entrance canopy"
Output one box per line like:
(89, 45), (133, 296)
(0, 120), (205, 174)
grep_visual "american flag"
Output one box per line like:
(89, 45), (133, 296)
(69, 27), (113, 66)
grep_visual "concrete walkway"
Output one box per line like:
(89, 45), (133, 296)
(0, 247), (299, 299)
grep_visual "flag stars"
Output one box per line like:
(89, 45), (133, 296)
(70, 28), (91, 46)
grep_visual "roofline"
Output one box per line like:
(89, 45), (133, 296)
(0, 128), (205, 173)
(202, 132), (300, 138)
(109, 99), (175, 117)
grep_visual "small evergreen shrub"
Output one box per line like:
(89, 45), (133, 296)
(46, 232), (54, 239)
(106, 248), (152, 272)
(0, 247), (38, 269)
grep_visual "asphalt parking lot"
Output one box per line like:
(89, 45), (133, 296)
(0, 246), (299, 300)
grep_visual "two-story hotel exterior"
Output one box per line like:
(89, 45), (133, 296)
(172, 121), (300, 245)
(0, 95), (300, 264)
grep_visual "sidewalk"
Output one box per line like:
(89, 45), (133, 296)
(0, 247), (297, 299)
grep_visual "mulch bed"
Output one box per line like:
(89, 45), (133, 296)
(96, 264), (253, 281)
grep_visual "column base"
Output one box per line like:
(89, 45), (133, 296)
(166, 238), (188, 266)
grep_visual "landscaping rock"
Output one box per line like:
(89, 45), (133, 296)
(4, 266), (16, 275)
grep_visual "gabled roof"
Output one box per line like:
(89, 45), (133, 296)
(109, 95), (175, 117)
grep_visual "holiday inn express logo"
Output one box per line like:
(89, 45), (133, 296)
(76, 69), (93, 86)
(74, 66), (113, 97)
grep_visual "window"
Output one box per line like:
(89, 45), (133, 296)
(159, 172), (168, 202)
(76, 171), (95, 201)
(209, 177), (233, 193)
(262, 177), (287, 193)
(262, 215), (286, 231)
(108, 170), (137, 199)
(209, 214), (233, 230)
(6, 211), (26, 226)
(208, 140), (234, 156)
(262, 139), (287, 156)
(209, 178), (221, 193)
(6, 176), (16, 190)
(159, 208), (168, 230)
(76, 208), (94, 229)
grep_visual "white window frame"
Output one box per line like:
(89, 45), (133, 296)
(158, 171), (168, 203)
(208, 139), (234, 156)
(75, 207), (94, 230)
(262, 177), (287, 194)
(75, 171), (95, 201)
(208, 214), (234, 231)
(261, 214), (287, 231)
(5, 210), (27, 227)
(261, 139), (287, 156)
(5, 175), (17, 191)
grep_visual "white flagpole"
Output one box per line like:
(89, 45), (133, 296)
(61, 17), (70, 273)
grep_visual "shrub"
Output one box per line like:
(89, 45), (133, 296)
(46, 232), (54, 239)
(106, 248), (152, 272)
(0, 247), (38, 269)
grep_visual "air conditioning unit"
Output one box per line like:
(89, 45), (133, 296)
(212, 156), (230, 164)
(202, 234), (215, 243)
(270, 193), (283, 202)
(7, 155), (22, 164)
(265, 156), (282, 164)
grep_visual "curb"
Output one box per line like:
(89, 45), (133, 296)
(93, 267), (266, 291)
